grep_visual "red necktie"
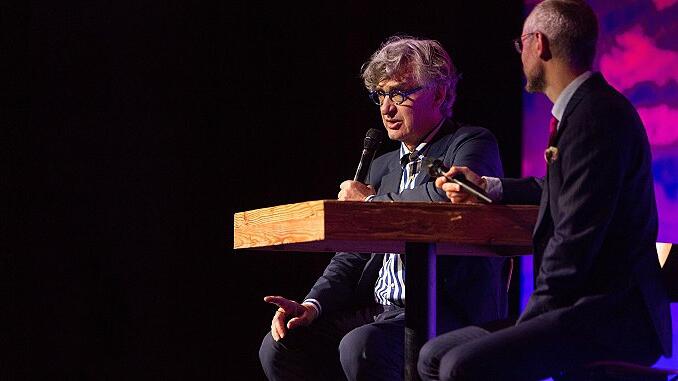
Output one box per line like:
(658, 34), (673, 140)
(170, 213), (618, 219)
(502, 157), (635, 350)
(547, 115), (558, 147)
(544, 116), (559, 165)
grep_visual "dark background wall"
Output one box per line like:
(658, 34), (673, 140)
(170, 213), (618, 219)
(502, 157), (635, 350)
(8, 1), (523, 379)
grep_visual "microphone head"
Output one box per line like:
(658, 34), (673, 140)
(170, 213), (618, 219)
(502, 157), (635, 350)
(421, 156), (446, 177)
(363, 128), (384, 151)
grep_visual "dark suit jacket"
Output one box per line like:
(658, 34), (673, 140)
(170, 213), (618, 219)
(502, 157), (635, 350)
(305, 120), (508, 332)
(504, 73), (671, 356)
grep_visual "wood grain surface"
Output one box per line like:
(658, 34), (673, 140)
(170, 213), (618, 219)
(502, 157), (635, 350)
(234, 200), (538, 256)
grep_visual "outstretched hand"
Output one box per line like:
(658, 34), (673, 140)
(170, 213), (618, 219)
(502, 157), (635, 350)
(264, 296), (318, 341)
(434, 166), (487, 204)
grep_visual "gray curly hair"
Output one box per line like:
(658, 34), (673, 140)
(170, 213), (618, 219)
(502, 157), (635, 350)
(361, 36), (459, 118)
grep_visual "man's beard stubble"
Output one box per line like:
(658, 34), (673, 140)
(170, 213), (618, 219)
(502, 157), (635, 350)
(525, 63), (546, 93)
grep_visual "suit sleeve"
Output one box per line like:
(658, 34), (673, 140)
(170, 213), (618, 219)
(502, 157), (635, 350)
(371, 128), (503, 202)
(520, 106), (630, 320)
(501, 177), (543, 205)
(304, 252), (371, 315)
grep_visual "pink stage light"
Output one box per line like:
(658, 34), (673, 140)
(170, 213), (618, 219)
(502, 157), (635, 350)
(654, 0), (678, 11)
(638, 105), (678, 146)
(600, 27), (678, 92)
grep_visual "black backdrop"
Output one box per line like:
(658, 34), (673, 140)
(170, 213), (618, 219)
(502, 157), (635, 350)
(7, 1), (523, 379)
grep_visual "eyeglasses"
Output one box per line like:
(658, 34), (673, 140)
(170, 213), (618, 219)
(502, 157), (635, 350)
(513, 32), (538, 54)
(369, 86), (423, 106)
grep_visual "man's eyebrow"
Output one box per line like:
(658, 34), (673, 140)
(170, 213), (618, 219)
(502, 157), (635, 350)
(377, 83), (406, 92)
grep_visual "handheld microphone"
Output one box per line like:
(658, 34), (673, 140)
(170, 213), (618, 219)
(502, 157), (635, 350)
(354, 128), (384, 183)
(421, 157), (493, 203)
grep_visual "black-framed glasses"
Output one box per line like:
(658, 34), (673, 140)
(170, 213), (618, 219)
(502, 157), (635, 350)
(368, 86), (423, 106)
(513, 32), (538, 54)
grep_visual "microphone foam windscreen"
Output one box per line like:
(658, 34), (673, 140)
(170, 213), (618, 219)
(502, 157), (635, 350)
(363, 128), (384, 150)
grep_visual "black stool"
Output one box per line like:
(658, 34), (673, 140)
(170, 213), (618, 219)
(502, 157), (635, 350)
(580, 243), (678, 381)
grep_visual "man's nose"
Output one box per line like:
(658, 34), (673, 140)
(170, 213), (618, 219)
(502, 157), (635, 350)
(380, 97), (396, 115)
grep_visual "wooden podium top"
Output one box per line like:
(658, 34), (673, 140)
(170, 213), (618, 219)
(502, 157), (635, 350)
(234, 200), (538, 256)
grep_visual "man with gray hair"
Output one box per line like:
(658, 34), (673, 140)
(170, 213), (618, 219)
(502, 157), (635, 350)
(419, 1), (672, 380)
(259, 35), (508, 380)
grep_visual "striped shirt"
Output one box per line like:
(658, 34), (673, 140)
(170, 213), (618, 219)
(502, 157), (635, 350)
(373, 121), (443, 306)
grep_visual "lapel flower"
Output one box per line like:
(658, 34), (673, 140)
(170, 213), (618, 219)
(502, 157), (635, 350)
(544, 146), (559, 165)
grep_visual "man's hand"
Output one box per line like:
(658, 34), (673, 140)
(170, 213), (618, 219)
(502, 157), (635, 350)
(338, 180), (376, 201)
(264, 296), (318, 341)
(434, 166), (487, 204)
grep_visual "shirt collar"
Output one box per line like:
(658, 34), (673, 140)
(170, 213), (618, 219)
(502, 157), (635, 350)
(551, 71), (593, 125)
(399, 119), (445, 166)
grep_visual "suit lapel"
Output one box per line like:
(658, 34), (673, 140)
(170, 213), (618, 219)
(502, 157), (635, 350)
(551, 73), (601, 146)
(414, 120), (458, 187)
(378, 159), (403, 195)
(534, 174), (550, 237)
(413, 166), (430, 187)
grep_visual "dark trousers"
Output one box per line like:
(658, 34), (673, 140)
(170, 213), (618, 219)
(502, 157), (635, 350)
(418, 290), (662, 381)
(259, 304), (405, 381)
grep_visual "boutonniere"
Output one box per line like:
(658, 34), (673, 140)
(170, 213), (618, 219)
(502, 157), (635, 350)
(544, 146), (559, 164)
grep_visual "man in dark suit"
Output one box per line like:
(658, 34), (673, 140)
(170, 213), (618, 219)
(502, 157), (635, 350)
(419, 1), (672, 380)
(259, 36), (508, 381)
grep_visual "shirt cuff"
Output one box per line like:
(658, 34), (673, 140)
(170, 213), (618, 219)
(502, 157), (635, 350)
(364, 195), (376, 202)
(481, 176), (503, 202)
(302, 299), (322, 317)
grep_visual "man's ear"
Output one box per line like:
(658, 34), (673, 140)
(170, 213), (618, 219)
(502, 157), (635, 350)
(433, 84), (446, 109)
(536, 32), (552, 61)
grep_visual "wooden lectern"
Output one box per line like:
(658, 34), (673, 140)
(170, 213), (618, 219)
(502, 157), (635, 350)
(234, 200), (538, 381)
